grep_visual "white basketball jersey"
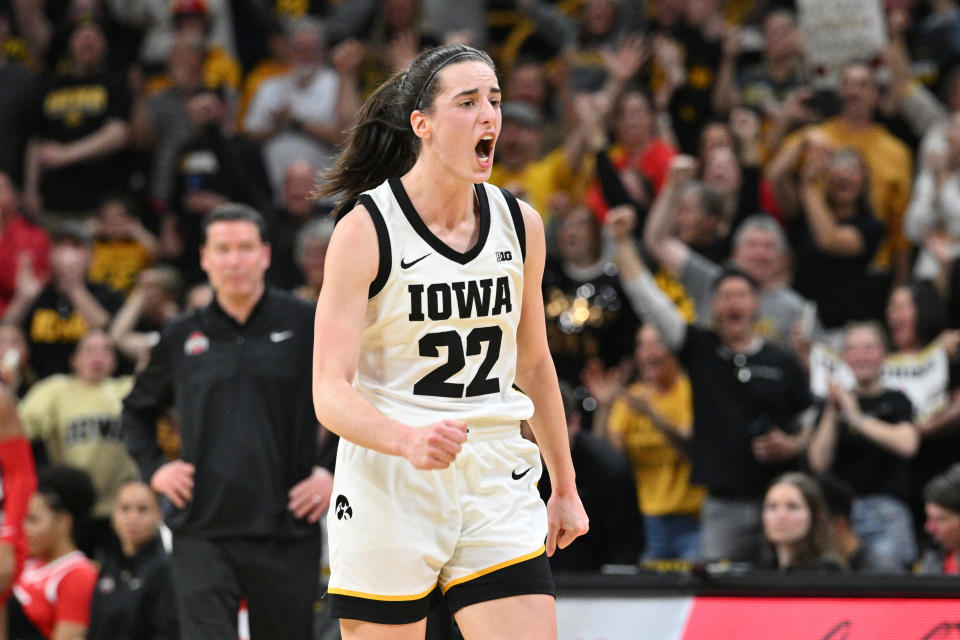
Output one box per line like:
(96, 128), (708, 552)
(353, 177), (534, 429)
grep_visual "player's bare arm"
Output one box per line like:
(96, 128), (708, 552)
(513, 199), (589, 555)
(312, 204), (467, 470)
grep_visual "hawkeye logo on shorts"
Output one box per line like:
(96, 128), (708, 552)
(496, 250), (512, 262)
(335, 495), (353, 521)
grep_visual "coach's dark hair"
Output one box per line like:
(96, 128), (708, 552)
(319, 44), (497, 217)
(712, 264), (760, 293)
(202, 202), (269, 244)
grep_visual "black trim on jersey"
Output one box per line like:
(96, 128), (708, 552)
(499, 188), (526, 263)
(444, 552), (555, 614)
(388, 176), (491, 265)
(358, 193), (392, 298)
(327, 586), (442, 625)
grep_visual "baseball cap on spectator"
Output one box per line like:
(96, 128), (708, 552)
(501, 102), (543, 129)
(50, 220), (93, 246)
(173, 0), (209, 17)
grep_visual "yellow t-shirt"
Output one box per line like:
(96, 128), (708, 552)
(237, 60), (291, 125)
(607, 376), (706, 516)
(88, 240), (152, 294)
(489, 148), (592, 222)
(782, 118), (913, 270)
(19, 375), (140, 518)
(146, 47), (241, 95)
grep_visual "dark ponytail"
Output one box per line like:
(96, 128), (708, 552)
(319, 44), (496, 217)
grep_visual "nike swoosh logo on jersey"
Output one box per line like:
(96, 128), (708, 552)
(270, 330), (294, 343)
(511, 467), (533, 480)
(401, 253), (431, 269)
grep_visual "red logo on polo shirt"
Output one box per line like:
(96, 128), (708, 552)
(184, 331), (209, 356)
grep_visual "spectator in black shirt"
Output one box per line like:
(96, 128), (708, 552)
(3, 222), (123, 379)
(122, 204), (333, 640)
(610, 205), (811, 563)
(166, 86), (271, 285)
(0, 8), (37, 187)
(542, 205), (639, 412)
(88, 480), (178, 640)
(771, 140), (886, 330)
(267, 159), (325, 292)
(808, 322), (920, 570)
(23, 19), (131, 218)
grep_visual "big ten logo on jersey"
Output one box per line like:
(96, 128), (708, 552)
(406, 277), (514, 399)
(496, 250), (512, 262)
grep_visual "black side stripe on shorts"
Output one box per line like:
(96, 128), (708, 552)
(357, 193), (392, 299)
(327, 586), (442, 625)
(499, 187), (526, 263)
(443, 552), (555, 614)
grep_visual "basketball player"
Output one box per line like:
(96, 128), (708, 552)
(0, 384), (37, 639)
(313, 44), (589, 639)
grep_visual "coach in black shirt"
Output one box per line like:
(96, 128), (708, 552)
(122, 204), (333, 640)
(609, 206), (812, 563)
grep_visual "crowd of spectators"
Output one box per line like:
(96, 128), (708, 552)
(3, 0), (960, 636)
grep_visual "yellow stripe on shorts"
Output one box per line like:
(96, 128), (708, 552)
(327, 583), (438, 602)
(441, 546), (546, 593)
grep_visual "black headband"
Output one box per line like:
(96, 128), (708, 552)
(413, 51), (478, 111)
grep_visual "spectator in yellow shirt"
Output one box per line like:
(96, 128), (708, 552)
(769, 62), (913, 285)
(144, 0), (241, 96)
(606, 324), (706, 560)
(87, 197), (159, 296)
(18, 329), (139, 557)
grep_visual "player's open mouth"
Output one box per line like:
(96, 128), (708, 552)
(475, 135), (494, 162)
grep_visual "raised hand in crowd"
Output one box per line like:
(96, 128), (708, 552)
(799, 133), (832, 187)
(765, 86), (819, 152)
(11, 253), (44, 307)
(607, 203), (639, 245)
(651, 34), (685, 112)
(730, 106), (761, 166)
(580, 358), (627, 440)
(601, 33), (648, 90)
(666, 153), (698, 189)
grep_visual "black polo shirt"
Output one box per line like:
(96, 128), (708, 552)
(88, 537), (178, 640)
(679, 325), (812, 498)
(122, 287), (321, 538)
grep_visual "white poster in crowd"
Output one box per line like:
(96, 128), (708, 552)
(809, 341), (950, 420)
(557, 596), (692, 640)
(797, 0), (886, 73)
